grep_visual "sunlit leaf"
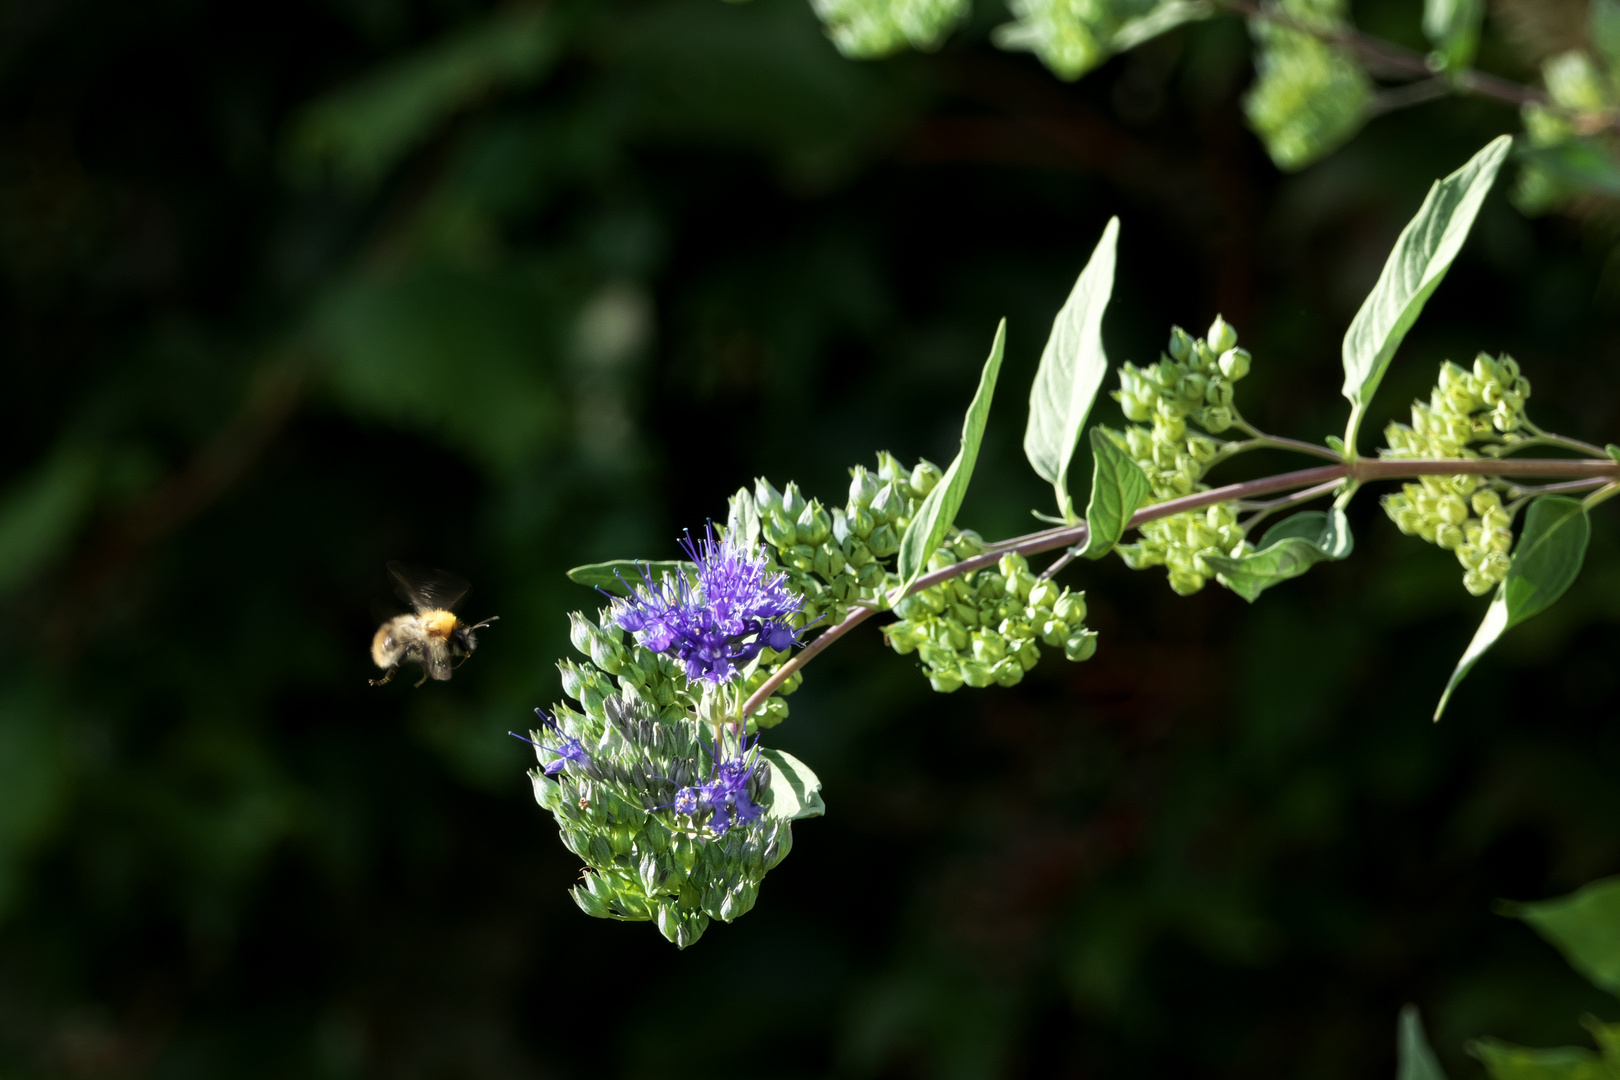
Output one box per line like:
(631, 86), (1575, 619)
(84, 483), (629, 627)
(566, 560), (696, 596)
(1201, 508), (1353, 603)
(1079, 426), (1150, 559)
(1423, 0), (1483, 71)
(896, 320), (1006, 592)
(1399, 1005), (1449, 1080)
(1341, 136), (1511, 441)
(1435, 495), (1589, 720)
(760, 748), (825, 820)
(1023, 218), (1117, 521)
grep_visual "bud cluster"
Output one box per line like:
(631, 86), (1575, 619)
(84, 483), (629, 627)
(535, 613), (796, 948)
(1380, 354), (1532, 595)
(1107, 317), (1254, 595)
(883, 550), (1097, 691)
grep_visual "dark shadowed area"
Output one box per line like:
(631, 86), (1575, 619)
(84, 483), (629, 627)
(2, 1), (1619, 1077)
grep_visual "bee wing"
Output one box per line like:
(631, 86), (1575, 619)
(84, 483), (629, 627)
(387, 561), (471, 614)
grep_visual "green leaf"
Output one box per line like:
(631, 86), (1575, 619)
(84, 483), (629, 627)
(1423, 0), (1484, 70)
(1341, 136), (1512, 442)
(1244, 1), (1374, 172)
(1469, 1039), (1610, 1080)
(1079, 427), (1151, 559)
(897, 319), (1007, 591)
(1501, 876), (1620, 997)
(1023, 218), (1118, 521)
(1435, 495), (1590, 720)
(1594, 0), (1620, 72)
(1399, 1005), (1450, 1080)
(0, 446), (98, 599)
(566, 560), (696, 596)
(759, 748), (824, 820)
(287, 6), (556, 189)
(1201, 508), (1353, 603)
(1112, 1), (1216, 52)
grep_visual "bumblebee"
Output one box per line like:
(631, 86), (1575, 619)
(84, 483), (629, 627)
(370, 561), (498, 688)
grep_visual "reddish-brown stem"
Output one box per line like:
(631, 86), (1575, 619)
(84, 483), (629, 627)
(738, 455), (1620, 718)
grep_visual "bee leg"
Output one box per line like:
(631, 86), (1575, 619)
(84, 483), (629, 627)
(370, 666), (397, 687)
(413, 670), (429, 689)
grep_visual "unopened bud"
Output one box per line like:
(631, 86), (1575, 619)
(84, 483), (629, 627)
(848, 465), (879, 509)
(869, 523), (900, 558)
(875, 450), (906, 483)
(1168, 325), (1194, 362)
(1218, 347), (1251, 380)
(568, 612), (599, 655)
(1064, 629), (1098, 662)
(1206, 315), (1237, 353)
(781, 482), (807, 518)
(953, 529), (985, 557)
(754, 477), (783, 515)
(1201, 406), (1234, 433)
(1053, 590), (1086, 624)
(910, 459), (943, 497)
(762, 512), (797, 550)
(797, 501), (832, 546)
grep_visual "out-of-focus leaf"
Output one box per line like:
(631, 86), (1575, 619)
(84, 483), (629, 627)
(0, 676), (70, 922)
(1202, 508), (1352, 602)
(287, 6), (556, 189)
(315, 266), (565, 471)
(897, 321), (1006, 593)
(1468, 1039), (1610, 1080)
(1399, 1005), (1450, 1080)
(1593, 0), (1620, 72)
(1521, 140), (1620, 199)
(566, 560), (696, 596)
(1500, 876), (1620, 996)
(1079, 427), (1150, 559)
(1341, 136), (1511, 440)
(1423, 0), (1483, 71)
(760, 748), (825, 820)
(1023, 217), (1117, 522)
(1436, 495), (1589, 720)
(0, 447), (97, 599)
(1244, 0), (1373, 171)
(810, 0), (970, 58)
(994, 0), (1213, 81)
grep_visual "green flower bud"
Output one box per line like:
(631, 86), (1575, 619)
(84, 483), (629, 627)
(1119, 393), (1151, 422)
(1179, 373), (1209, 403)
(1438, 496), (1468, 525)
(1206, 315), (1237, 353)
(869, 523), (900, 558)
(1167, 571), (1204, 596)
(1027, 580), (1059, 610)
(994, 658), (1025, 687)
(1201, 406), (1233, 433)
(1486, 527), (1513, 554)
(961, 660), (996, 688)
(1473, 353), (1506, 387)
(831, 507), (853, 545)
(1218, 347), (1251, 380)
(1435, 523), (1464, 550)
(875, 451), (906, 483)
(1016, 640), (1041, 669)
(953, 529), (985, 558)
(1482, 507), (1511, 532)
(844, 537), (873, 568)
(1455, 543), (1484, 570)
(869, 483), (904, 526)
(927, 547), (958, 572)
(856, 561), (887, 590)
(786, 544), (816, 572)
(1053, 590), (1086, 624)
(1492, 403), (1521, 433)
(589, 634), (625, 675)
(797, 500), (832, 546)
(849, 505), (875, 539)
(1205, 379), (1235, 407)
(998, 552), (1029, 577)
(972, 631), (1006, 663)
(848, 465), (879, 509)
(910, 459), (943, 497)
(814, 545), (846, 580)
(977, 572), (1007, 599)
(885, 621), (925, 654)
(1168, 325), (1194, 362)
(1038, 617), (1069, 646)
(754, 477), (784, 515)
(762, 511), (797, 550)
(1462, 569), (1493, 596)
(929, 669), (965, 693)
(951, 602), (980, 628)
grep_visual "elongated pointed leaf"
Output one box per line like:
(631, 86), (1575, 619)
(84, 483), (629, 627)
(1341, 136), (1511, 439)
(760, 748), (824, 820)
(1201, 508), (1353, 603)
(1024, 218), (1118, 521)
(566, 560), (695, 596)
(1400, 1005), (1450, 1080)
(1499, 876), (1620, 996)
(897, 320), (1007, 591)
(1079, 427), (1151, 559)
(1435, 495), (1590, 719)
(1468, 1038), (1607, 1079)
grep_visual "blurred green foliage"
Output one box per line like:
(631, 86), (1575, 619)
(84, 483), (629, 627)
(4, 0), (1620, 1078)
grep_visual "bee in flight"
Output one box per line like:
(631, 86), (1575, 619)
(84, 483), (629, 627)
(370, 561), (499, 688)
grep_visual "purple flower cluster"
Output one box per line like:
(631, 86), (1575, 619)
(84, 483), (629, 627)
(672, 736), (765, 837)
(510, 709), (590, 776)
(611, 525), (805, 684)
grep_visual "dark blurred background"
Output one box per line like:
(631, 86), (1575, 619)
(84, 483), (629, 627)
(3, 0), (1620, 1077)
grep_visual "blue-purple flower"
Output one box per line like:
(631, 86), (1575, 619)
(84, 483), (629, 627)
(611, 525), (804, 684)
(511, 709), (591, 775)
(671, 735), (765, 836)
